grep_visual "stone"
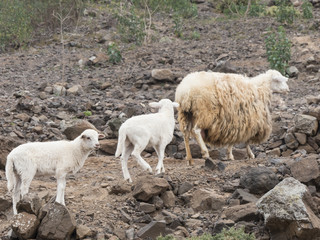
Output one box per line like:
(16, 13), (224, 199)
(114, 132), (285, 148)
(108, 118), (125, 136)
(0, 197), (11, 212)
(63, 120), (99, 140)
(0, 136), (24, 170)
(132, 177), (170, 201)
(230, 189), (259, 204)
(294, 132), (307, 145)
(108, 182), (131, 195)
(294, 114), (318, 136)
(240, 167), (279, 194)
(151, 69), (175, 82)
(266, 148), (281, 157)
(161, 191), (176, 208)
(222, 203), (260, 222)
(37, 202), (76, 240)
(11, 212), (39, 239)
(284, 132), (299, 149)
(191, 189), (225, 211)
(16, 193), (41, 215)
(139, 202), (156, 213)
(257, 177), (320, 240)
(15, 113), (31, 122)
(137, 220), (167, 239)
(76, 224), (93, 239)
(178, 182), (193, 195)
(289, 155), (320, 183)
(53, 84), (66, 96)
(67, 85), (83, 96)
(213, 219), (235, 233)
(286, 66), (299, 77)
(99, 139), (118, 155)
(126, 228), (135, 240)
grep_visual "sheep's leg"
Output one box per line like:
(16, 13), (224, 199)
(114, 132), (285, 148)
(121, 144), (134, 183)
(227, 145), (234, 160)
(183, 131), (194, 166)
(246, 144), (255, 159)
(131, 145), (152, 173)
(56, 174), (67, 205)
(20, 169), (36, 199)
(193, 128), (210, 159)
(154, 145), (165, 174)
(12, 175), (21, 215)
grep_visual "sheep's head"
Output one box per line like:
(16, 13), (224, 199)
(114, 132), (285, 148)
(267, 69), (290, 93)
(80, 129), (105, 151)
(149, 99), (179, 112)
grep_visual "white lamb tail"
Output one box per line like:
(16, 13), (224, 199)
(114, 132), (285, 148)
(115, 128), (126, 158)
(5, 156), (15, 192)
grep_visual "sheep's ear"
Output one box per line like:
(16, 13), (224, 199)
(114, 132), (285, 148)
(149, 102), (161, 108)
(173, 102), (179, 108)
(98, 134), (105, 139)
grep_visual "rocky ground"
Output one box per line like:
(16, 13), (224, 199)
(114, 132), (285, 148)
(0, 1), (320, 239)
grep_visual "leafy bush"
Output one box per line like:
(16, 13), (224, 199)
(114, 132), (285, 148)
(107, 42), (122, 64)
(218, 0), (266, 17)
(0, 0), (84, 51)
(301, 0), (313, 19)
(157, 227), (256, 240)
(274, 0), (298, 24)
(265, 26), (291, 75)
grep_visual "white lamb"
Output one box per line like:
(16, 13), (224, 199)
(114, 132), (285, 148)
(115, 99), (179, 182)
(6, 129), (104, 214)
(175, 69), (289, 165)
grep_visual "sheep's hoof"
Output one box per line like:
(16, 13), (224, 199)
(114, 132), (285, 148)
(188, 159), (194, 166)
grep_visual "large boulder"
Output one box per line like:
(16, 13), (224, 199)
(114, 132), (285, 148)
(37, 202), (76, 240)
(240, 167), (279, 194)
(63, 120), (99, 140)
(257, 177), (320, 240)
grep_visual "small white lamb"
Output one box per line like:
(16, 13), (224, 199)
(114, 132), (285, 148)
(6, 129), (104, 214)
(115, 99), (179, 182)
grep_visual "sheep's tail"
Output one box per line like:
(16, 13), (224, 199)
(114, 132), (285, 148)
(5, 155), (15, 192)
(115, 127), (126, 158)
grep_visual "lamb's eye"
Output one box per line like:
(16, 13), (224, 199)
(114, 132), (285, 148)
(87, 137), (91, 140)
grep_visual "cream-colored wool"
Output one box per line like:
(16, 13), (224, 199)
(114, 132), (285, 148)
(175, 70), (289, 165)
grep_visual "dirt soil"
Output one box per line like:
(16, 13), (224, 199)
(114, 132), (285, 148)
(0, 1), (320, 239)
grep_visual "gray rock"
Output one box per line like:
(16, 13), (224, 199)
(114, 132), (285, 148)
(53, 84), (66, 96)
(294, 114), (318, 136)
(287, 66), (299, 77)
(0, 136), (24, 170)
(178, 182), (193, 195)
(108, 182), (131, 195)
(126, 228), (135, 240)
(151, 69), (175, 82)
(67, 85), (83, 96)
(230, 189), (259, 204)
(294, 132), (307, 145)
(76, 224), (93, 239)
(11, 212), (39, 239)
(63, 120), (99, 140)
(289, 155), (320, 183)
(284, 132), (299, 149)
(240, 167), (279, 194)
(137, 220), (167, 239)
(161, 190), (176, 208)
(132, 177), (170, 201)
(17, 193), (41, 215)
(99, 139), (118, 155)
(139, 202), (156, 213)
(222, 203), (260, 222)
(191, 189), (225, 211)
(257, 177), (320, 240)
(37, 202), (76, 240)
(0, 197), (11, 212)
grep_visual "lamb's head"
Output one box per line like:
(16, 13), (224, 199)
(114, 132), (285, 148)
(149, 99), (179, 113)
(79, 129), (105, 151)
(267, 69), (290, 93)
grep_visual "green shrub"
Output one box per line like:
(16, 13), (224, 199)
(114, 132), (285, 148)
(107, 42), (122, 64)
(301, 0), (313, 19)
(274, 0), (298, 24)
(265, 26), (291, 75)
(218, 0), (265, 17)
(83, 110), (92, 117)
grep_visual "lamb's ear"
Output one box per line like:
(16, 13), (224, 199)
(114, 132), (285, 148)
(98, 134), (105, 139)
(172, 102), (179, 108)
(149, 102), (161, 108)
(273, 75), (287, 82)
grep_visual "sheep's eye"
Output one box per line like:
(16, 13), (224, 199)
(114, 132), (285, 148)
(87, 137), (91, 140)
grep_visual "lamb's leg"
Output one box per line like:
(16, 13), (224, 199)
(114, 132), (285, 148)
(131, 145), (152, 173)
(193, 127), (210, 159)
(246, 144), (255, 159)
(183, 130), (194, 166)
(12, 174), (21, 215)
(154, 145), (165, 174)
(56, 174), (67, 205)
(20, 169), (36, 199)
(227, 145), (234, 160)
(121, 143), (134, 183)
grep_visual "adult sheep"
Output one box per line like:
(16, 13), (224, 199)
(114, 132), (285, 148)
(175, 69), (289, 165)
(6, 129), (104, 214)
